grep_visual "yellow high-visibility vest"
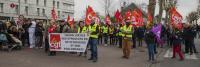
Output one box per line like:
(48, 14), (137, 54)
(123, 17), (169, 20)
(109, 27), (113, 34)
(122, 25), (133, 38)
(89, 24), (98, 38)
(103, 26), (108, 34)
(78, 26), (87, 33)
(119, 26), (124, 36)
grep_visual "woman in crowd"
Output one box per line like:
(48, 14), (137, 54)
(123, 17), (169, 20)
(45, 20), (58, 56)
(145, 26), (156, 63)
(35, 21), (44, 48)
(171, 29), (184, 61)
(78, 21), (88, 57)
(22, 19), (32, 47)
(28, 19), (36, 48)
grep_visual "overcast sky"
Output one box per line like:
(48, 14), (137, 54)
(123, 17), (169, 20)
(74, 0), (199, 21)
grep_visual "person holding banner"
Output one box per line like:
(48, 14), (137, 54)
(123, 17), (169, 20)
(121, 20), (133, 59)
(45, 20), (58, 56)
(59, 20), (66, 33)
(78, 21), (88, 57)
(88, 20), (99, 62)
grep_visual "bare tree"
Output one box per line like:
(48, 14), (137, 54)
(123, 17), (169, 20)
(188, 11), (199, 24)
(187, 0), (200, 24)
(164, 0), (178, 24)
(158, 0), (164, 23)
(148, 0), (156, 23)
(99, 0), (115, 16)
(105, 0), (111, 15)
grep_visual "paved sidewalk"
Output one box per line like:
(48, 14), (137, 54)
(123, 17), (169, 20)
(0, 45), (154, 67)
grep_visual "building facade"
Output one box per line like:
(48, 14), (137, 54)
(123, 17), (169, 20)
(0, 0), (74, 20)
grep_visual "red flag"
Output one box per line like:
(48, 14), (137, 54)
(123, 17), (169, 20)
(69, 18), (74, 28)
(125, 9), (132, 21)
(114, 9), (122, 22)
(66, 15), (73, 27)
(51, 7), (57, 21)
(132, 9), (143, 26)
(105, 15), (111, 25)
(48, 24), (57, 33)
(147, 10), (153, 23)
(121, 18), (125, 26)
(132, 10), (137, 22)
(132, 10), (139, 26)
(170, 7), (176, 14)
(170, 7), (183, 30)
(94, 16), (100, 25)
(137, 9), (143, 26)
(67, 15), (70, 23)
(85, 6), (96, 25)
(147, 10), (153, 27)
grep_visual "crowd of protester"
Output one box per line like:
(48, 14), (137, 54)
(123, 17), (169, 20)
(0, 15), (199, 63)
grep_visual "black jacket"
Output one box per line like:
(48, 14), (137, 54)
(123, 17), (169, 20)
(183, 27), (195, 41)
(35, 25), (44, 36)
(145, 31), (156, 44)
(172, 31), (182, 45)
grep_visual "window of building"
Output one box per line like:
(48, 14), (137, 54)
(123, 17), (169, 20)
(58, 11), (60, 18)
(36, 0), (39, 5)
(37, 8), (40, 16)
(63, 3), (68, 9)
(57, 2), (59, 8)
(53, 0), (55, 7)
(42, 9), (45, 16)
(71, 5), (73, 9)
(16, 5), (19, 14)
(67, 6), (70, 10)
(25, 6), (28, 15)
(44, 0), (47, 6)
(0, 3), (3, 13)
(24, 0), (27, 4)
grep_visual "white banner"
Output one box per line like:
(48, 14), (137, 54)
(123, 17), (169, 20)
(49, 33), (89, 52)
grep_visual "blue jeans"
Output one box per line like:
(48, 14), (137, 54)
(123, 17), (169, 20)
(103, 34), (108, 44)
(89, 38), (98, 60)
(147, 44), (155, 61)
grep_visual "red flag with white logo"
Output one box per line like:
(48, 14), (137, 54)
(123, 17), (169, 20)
(170, 7), (183, 30)
(85, 6), (96, 25)
(132, 9), (143, 26)
(125, 9), (132, 21)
